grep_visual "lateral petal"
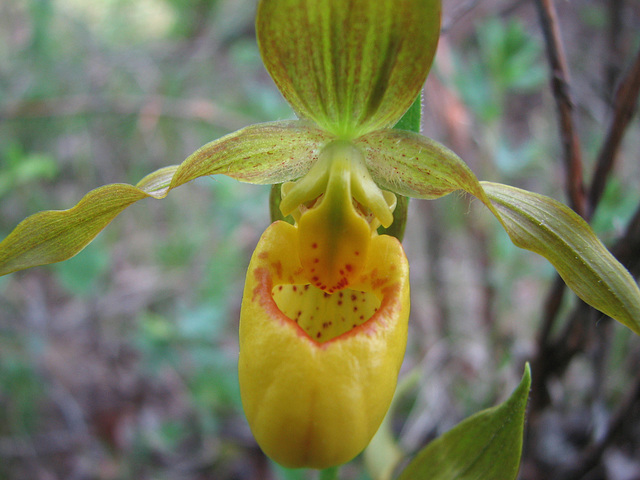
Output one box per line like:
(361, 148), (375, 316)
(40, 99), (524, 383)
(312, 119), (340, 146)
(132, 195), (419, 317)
(0, 121), (330, 275)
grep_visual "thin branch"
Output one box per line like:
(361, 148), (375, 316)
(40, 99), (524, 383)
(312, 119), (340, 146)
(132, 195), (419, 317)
(605, 0), (625, 97)
(529, 275), (566, 413)
(441, 0), (483, 33)
(534, 0), (586, 218)
(588, 47), (640, 218)
(611, 199), (640, 278)
(531, 198), (640, 414)
(564, 371), (640, 480)
(530, 0), (587, 415)
(0, 94), (253, 132)
(441, 0), (529, 34)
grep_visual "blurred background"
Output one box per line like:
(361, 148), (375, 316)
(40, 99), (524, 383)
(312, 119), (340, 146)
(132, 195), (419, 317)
(0, 0), (639, 479)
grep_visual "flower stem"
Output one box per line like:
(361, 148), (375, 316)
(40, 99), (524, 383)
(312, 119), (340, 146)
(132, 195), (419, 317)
(318, 466), (339, 480)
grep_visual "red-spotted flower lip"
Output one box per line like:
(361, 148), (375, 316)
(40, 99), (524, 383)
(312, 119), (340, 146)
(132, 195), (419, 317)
(249, 235), (406, 347)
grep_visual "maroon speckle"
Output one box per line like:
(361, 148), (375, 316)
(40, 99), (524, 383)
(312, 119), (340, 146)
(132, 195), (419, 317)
(345, 264), (353, 272)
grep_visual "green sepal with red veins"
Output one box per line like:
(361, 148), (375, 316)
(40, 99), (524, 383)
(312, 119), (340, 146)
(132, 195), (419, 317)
(257, 0), (441, 138)
(357, 128), (640, 334)
(0, 121), (330, 276)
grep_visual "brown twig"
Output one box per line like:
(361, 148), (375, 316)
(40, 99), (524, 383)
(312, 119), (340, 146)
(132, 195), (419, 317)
(0, 94), (252, 131)
(530, 199), (640, 415)
(530, 0), (587, 415)
(611, 200), (640, 278)
(605, 0), (625, 97)
(441, 0), (483, 34)
(588, 47), (640, 218)
(534, 0), (586, 218)
(563, 370), (640, 480)
(529, 275), (566, 412)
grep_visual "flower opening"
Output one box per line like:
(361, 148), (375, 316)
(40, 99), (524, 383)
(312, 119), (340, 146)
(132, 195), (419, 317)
(272, 284), (381, 343)
(239, 220), (410, 468)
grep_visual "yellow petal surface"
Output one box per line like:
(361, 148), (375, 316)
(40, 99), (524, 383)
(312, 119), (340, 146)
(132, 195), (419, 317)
(238, 221), (410, 468)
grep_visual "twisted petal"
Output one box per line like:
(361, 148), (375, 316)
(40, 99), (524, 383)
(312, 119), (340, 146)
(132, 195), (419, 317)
(358, 128), (640, 334)
(480, 182), (640, 334)
(257, 0), (441, 138)
(238, 221), (410, 468)
(0, 121), (330, 275)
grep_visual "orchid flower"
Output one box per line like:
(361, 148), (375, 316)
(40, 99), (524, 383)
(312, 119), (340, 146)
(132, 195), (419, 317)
(1, 0), (639, 471)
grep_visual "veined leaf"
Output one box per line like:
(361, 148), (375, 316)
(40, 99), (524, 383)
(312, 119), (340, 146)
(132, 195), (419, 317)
(257, 0), (440, 138)
(0, 121), (330, 276)
(396, 364), (531, 480)
(362, 129), (640, 334)
(480, 182), (640, 335)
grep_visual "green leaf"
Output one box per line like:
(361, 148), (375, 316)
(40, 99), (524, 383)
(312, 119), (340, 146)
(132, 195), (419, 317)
(0, 121), (329, 276)
(257, 0), (441, 138)
(393, 93), (423, 133)
(53, 237), (110, 296)
(480, 182), (640, 335)
(361, 129), (640, 333)
(396, 364), (531, 480)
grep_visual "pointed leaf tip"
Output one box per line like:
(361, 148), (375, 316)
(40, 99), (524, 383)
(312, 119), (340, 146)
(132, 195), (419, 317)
(397, 364), (531, 480)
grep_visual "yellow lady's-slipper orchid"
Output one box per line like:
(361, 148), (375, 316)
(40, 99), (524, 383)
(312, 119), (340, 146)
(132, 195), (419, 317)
(0, 0), (639, 473)
(239, 141), (408, 468)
